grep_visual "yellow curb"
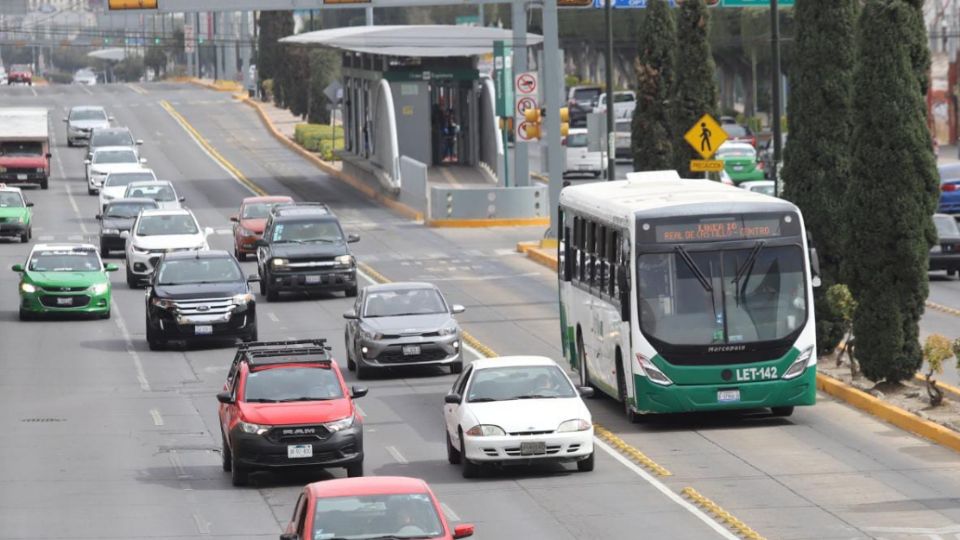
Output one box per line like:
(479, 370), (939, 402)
(187, 77), (244, 93)
(428, 217), (549, 228)
(926, 300), (960, 318)
(681, 487), (766, 540)
(159, 100), (267, 197)
(516, 241), (539, 253)
(593, 424), (671, 477)
(531, 172), (549, 184)
(238, 96), (425, 222)
(816, 373), (960, 454)
(525, 247), (559, 271)
(912, 373), (960, 402)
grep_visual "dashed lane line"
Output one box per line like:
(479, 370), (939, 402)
(385, 445), (409, 465)
(150, 408), (164, 426)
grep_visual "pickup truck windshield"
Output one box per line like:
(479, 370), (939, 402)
(0, 142), (43, 157)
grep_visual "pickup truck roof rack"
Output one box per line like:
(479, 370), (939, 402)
(234, 338), (331, 368)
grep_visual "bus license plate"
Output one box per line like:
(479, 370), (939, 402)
(56, 297), (73, 305)
(717, 389), (741, 403)
(194, 325), (213, 335)
(402, 345), (421, 356)
(287, 444), (313, 459)
(520, 441), (546, 456)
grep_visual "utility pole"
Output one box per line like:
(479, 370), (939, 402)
(512, 0), (528, 187)
(771, 0), (782, 196)
(604, 0), (615, 180)
(543, 0), (562, 237)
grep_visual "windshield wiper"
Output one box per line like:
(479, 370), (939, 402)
(514, 394), (558, 399)
(277, 397), (336, 402)
(675, 246), (713, 293)
(244, 398), (280, 403)
(731, 241), (765, 305)
(301, 238), (338, 243)
(468, 397), (499, 403)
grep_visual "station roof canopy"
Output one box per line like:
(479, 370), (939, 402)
(87, 48), (127, 62)
(280, 25), (543, 58)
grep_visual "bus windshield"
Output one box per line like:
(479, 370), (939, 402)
(637, 245), (806, 346)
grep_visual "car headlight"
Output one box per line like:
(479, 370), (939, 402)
(323, 415), (355, 433)
(557, 419), (592, 433)
(271, 258), (288, 268)
(89, 283), (109, 295)
(238, 421), (269, 436)
(102, 228), (120, 235)
(232, 292), (254, 305)
(20, 282), (36, 294)
(35, 167), (44, 173)
(931, 245), (942, 253)
(438, 322), (459, 336)
(360, 326), (383, 341)
(130, 244), (149, 255)
(16, 215), (24, 223)
(782, 346), (815, 380)
(239, 227), (257, 237)
(150, 297), (176, 310)
(335, 254), (355, 267)
(465, 424), (506, 437)
(103, 194), (115, 201)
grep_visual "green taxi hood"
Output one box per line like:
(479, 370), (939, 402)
(24, 271), (107, 288)
(0, 207), (30, 221)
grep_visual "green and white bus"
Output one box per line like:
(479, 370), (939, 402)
(558, 171), (819, 420)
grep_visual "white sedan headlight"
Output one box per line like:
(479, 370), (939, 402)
(130, 244), (149, 255)
(557, 419), (592, 433)
(465, 425), (506, 437)
(323, 415), (355, 433)
(232, 292), (254, 305)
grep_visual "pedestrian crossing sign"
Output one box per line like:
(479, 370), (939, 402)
(684, 114), (727, 160)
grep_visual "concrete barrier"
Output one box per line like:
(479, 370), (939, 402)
(399, 156), (428, 213)
(428, 184), (549, 226)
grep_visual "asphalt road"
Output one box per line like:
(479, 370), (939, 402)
(1, 82), (960, 540)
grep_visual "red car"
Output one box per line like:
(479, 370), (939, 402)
(217, 339), (367, 486)
(230, 195), (293, 261)
(281, 476), (475, 540)
(8, 64), (33, 86)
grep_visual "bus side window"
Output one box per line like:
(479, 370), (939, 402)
(573, 216), (583, 283)
(587, 221), (597, 287)
(609, 230), (619, 298)
(559, 209), (571, 282)
(598, 225), (608, 293)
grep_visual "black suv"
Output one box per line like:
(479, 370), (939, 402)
(145, 250), (259, 350)
(256, 203), (359, 302)
(96, 197), (158, 256)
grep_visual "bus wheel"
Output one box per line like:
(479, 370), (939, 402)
(617, 351), (641, 424)
(771, 406), (794, 417)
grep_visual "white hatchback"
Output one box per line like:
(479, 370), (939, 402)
(123, 208), (211, 287)
(563, 128), (606, 179)
(85, 146), (146, 195)
(443, 356), (595, 478)
(123, 180), (184, 210)
(99, 167), (157, 213)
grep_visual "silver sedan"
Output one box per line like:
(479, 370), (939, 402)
(343, 282), (465, 379)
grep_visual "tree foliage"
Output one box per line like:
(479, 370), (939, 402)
(144, 48), (167, 79)
(846, 0), (938, 383)
(631, 0), (676, 172)
(671, 0), (718, 175)
(781, 0), (856, 354)
(923, 334), (953, 406)
(258, 11), (294, 106)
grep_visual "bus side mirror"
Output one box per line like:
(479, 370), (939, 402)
(617, 266), (630, 322)
(809, 247), (821, 278)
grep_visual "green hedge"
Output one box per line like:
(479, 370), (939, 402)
(293, 123), (344, 161)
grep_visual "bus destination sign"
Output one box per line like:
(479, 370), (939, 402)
(655, 217), (782, 243)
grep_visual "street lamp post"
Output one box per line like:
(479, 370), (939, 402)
(771, 0), (782, 195)
(604, 0), (615, 180)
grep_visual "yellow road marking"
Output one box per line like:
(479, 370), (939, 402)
(926, 300), (960, 318)
(593, 424), (671, 476)
(128, 83), (148, 95)
(681, 487), (766, 540)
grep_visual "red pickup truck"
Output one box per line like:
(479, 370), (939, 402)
(0, 109), (51, 190)
(7, 64), (33, 86)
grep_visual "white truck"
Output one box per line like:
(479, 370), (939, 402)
(0, 108), (51, 190)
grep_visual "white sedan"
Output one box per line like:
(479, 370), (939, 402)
(442, 356), (595, 478)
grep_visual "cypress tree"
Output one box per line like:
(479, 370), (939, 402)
(631, 0), (676, 171)
(671, 0), (718, 176)
(846, 0), (939, 383)
(781, 0), (856, 353)
(258, 11), (294, 108)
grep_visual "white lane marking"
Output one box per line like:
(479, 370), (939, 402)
(192, 511), (211, 535)
(80, 85), (92, 95)
(150, 408), (164, 426)
(440, 502), (460, 522)
(64, 183), (90, 236)
(593, 439), (740, 540)
(29, 86), (37, 97)
(112, 301), (151, 392)
(865, 525), (960, 534)
(169, 451), (190, 478)
(385, 445), (408, 465)
(67, 235), (83, 241)
(38, 235), (54, 242)
(267, 312), (280, 323)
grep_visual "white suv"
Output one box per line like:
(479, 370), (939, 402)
(85, 146), (146, 195)
(123, 208), (211, 288)
(99, 167), (156, 214)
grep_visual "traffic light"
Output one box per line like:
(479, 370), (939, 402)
(524, 107), (542, 140)
(559, 106), (570, 137)
(154, 37), (161, 45)
(104, 37), (111, 44)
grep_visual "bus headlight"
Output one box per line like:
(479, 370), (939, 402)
(781, 346), (815, 380)
(637, 354), (673, 386)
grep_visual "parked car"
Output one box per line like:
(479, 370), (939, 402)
(123, 180), (184, 210)
(123, 208), (211, 287)
(343, 282), (465, 379)
(715, 141), (765, 185)
(931, 214), (960, 278)
(281, 477), (474, 540)
(938, 163), (960, 216)
(8, 64), (32, 85)
(0, 184), (33, 242)
(12, 243), (118, 320)
(85, 146), (145, 195)
(563, 128), (605, 179)
(724, 123), (757, 148)
(145, 249), (258, 349)
(65, 106), (112, 147)
(218, 339), (367, 486)
(256, 203), (360, 301)
(96, 197), (159, 256)
(442, 356), (595, 478)
(595, 91), (636, 120)
(614, 118), (632, 161)
(230, 195), (294, 261)
(739, 180), (776, 197)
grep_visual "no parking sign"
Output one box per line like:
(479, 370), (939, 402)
(514, 72), (539, 141)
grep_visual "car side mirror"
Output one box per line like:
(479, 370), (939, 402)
(108, 116), (115, 122)
(120, 230), (130, 238)
(453, 524), (475, 538)
(343, 309), (358, 320)
(95, 214), (102, 220)
(11, 264), (24, 272)
(247, 274), (260, 282)
(136, 139), (143, 145)
(279, 534), (298, 540)
(347, 234), (360, 243)
(204, 227), (214, 237)
(444, 393), (462, 404)
(808, 246), (821, 278)
(105, 263), (119, 272)
(179, 196), (186, 203)
(62, 117), (68, 122)
(451, 304), (465, 314)
(26, 202), (33, 207)
(139, 158), (147, 164)
(45, 153), (52, 159)
(350, 386), (368, 399)
(578, 386), (595, 398)
(84, 159), (91, 165)
(216, 391), (234, 404)
(230, 215), (239, 223)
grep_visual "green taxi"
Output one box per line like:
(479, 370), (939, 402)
(716, 141), (765, 185)
(0, 185), (33, 243)
(12, 244), (118, 320)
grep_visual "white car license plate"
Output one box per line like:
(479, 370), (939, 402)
(520, 441), (547, 456)
(56, 297), (73, 306)
(402, 345), (421, 356)
(194, 325), (213, 335)
(287, 444), (313, 459)
(17, 174), (27, 180)
(305, 275), (321, 284)
(717, 389), (741, 403)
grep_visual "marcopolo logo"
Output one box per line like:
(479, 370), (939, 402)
(706, 344), (746, 353)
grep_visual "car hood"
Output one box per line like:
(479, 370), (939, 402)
(90, 163), (140, 175)
(467, 397), (590, 433)
(100, 186), (130, 200)
(0, 207), (29, 219)
(239, 399), (353, 426)
(70, 120), (110, 130)
(154, 281), (247, 300)
(25, 271), (105, 288)
(101, 216), (135, 230)
(363, 314), (452, 334)
(239, 218), (267, 233)
(0, 156), (45, 167)
(132, 234), (205, 250)
(270, 242), (348, 259)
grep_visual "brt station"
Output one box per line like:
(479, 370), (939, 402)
(281, 25), (548, 223)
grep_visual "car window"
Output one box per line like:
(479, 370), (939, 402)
(0, 141), (43, 156)
(244, 367), (344, 402)
(242, 202), (278, 219)
(70, 109), (107, 121)
(615, 121), (631, 134)
(92, 131), (134, 147)
(105, 172), (155, 187)
(453, 365), (473, 395)
(156, 258), (242, 285)
(136, 214), (199, 236)
(104, 201), (157, 218)
(94, 150), (138, 164)
(614, 93), (634, 103)
(934, 215), (960, 238)
(0, 192), (25, 207)
(363, 288), (447, 317)
(725, 125), (748, 137)
(573, 88), (601, 103)
(126, 184), (176, 202)
(717, 146), (756, 159)
(939, 164), (960, 181)
(272, 220), (343, 243)
(466, 365), (576, 402)
(311, 493), (444, 540)
(29, 250), (101, 272)
(566, 133), (588, 148)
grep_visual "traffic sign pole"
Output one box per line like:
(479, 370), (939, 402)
(604, 0), (616, 180)
(512, 0), (529, 187)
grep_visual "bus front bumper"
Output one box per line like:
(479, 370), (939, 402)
(632, 369), (816, 414)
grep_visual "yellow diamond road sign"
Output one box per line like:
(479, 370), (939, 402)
(684, 114), (728, 160)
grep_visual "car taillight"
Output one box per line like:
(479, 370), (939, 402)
(561, 137), (567, 146)
(943, 183), (958, 192)
(756, 161), (764, 170)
